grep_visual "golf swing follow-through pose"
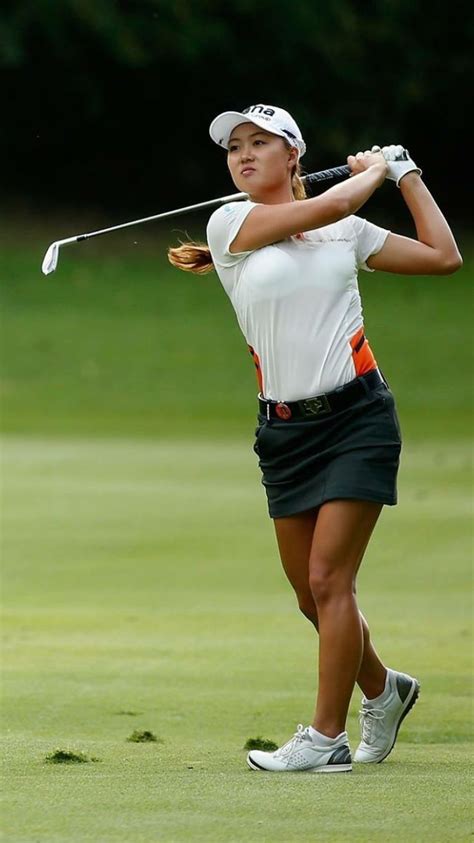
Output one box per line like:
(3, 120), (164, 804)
(166, 103), (462, 773)
(41, 102), (462, 774)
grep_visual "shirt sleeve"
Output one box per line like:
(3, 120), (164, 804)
(206, 201), (259, 268)
(351, 215), (390, 273)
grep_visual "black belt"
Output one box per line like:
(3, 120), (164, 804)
(258, 369), (384, 421)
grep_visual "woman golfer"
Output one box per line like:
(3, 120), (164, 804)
(168, 104), (462, 772)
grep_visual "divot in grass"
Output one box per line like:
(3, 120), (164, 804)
(127, 730), (163, 743)
(44, 749), (101, 764)
(244, 737), (278, 751)
(113, 710), (143, 716)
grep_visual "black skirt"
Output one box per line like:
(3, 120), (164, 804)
(253, 380), (402, 519)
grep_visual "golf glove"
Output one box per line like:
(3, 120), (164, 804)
(379, 144), (422, 187)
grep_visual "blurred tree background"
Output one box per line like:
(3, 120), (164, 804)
(1, 0), (471, 220)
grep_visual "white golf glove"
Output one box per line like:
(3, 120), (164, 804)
(373, 144), (422, 187)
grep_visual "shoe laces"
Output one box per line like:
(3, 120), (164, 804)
(274, 724), (310, 759)
(359, 706), (385, 744)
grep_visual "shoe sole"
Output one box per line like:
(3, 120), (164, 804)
(247, 755), (352, 773)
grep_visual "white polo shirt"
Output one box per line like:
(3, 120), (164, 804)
(206, 200), (389, 401)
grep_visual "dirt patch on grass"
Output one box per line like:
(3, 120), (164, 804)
(44, 749), (101, 764)
(127, 730), (163, 743)
(244, 736), (278, 751)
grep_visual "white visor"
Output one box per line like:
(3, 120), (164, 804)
(209, 103), (306, 158)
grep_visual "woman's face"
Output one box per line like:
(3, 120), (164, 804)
(227, 122), (297, 197)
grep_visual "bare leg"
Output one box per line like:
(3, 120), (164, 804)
(357, 612), (386, 700)
(274, 509), (386, 700)
(308, 500), (383, 737)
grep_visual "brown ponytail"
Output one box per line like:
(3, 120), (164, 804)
(167, 149), (307, 275)
(167, 241), (214, 275)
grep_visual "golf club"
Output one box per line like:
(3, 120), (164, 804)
(41, 164), (351, 275)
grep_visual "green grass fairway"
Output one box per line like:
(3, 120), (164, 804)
(1, 222), (472, 840)
(2, 435), (472, 842)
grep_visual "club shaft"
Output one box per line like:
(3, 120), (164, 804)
(73, 164), (351, 244)
(75, 194), (247, 242)
(305, 165), (351, 184)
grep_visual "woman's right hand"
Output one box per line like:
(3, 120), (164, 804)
(347, 149), (388, 185)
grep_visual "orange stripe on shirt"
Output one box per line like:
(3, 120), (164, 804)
(350, 327), (377, 376)
(248, 345), (264, 393)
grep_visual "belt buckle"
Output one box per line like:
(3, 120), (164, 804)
(275, 402), (292, 420)
(303, 395), (331, 416)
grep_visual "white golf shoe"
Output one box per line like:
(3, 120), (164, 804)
(354, 669), (420, 764)
(247, 724), (352, 773)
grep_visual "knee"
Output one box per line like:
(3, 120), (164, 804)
(309, 565), (353, 607)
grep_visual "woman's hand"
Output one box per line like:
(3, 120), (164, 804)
(380, 144), (422, 187)
(347, 149), (388, 185)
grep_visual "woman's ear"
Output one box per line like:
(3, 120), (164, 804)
(288, 147), (299, 168)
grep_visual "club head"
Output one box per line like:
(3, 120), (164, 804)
(42, 242), (59, 275)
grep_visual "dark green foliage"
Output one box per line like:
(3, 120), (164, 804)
(44, 749), (100, 764)
(244, 736), (278, 751)
(1, 0), (470, 216)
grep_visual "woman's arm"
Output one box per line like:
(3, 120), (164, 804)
(367, 173), (463, 275)
(229, 152), (387, 254)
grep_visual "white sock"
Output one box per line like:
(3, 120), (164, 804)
(308, 726), (345, 745)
